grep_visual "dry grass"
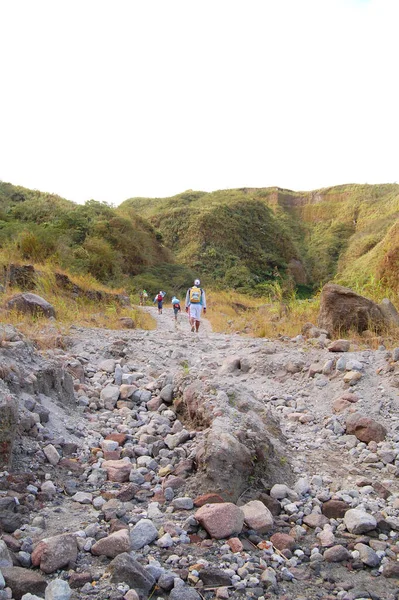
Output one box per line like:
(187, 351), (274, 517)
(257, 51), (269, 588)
(0, 272), (156, 350)
(206, 289), (320, 338)
(206, 289), (399, 349)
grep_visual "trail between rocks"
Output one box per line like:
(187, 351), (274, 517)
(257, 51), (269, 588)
(2, 313), (399, 600)
(143, 305), (213, 336)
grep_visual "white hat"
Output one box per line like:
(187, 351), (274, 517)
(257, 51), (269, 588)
(194, 279), (200, 286)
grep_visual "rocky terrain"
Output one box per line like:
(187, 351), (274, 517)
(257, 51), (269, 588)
(1, 306), (399, 600)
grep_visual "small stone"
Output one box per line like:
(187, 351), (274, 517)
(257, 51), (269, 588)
(195, 503), (244, 539)
(323, 545), (351, 562)
(343, 509), (377, 534)
(42, 444), (60, 465)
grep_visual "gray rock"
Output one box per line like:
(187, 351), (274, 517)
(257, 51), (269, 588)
(169, 585), (202, 600)
(6, 293), (56, 318)
(171, 497), (194, 510)
(108, 553), (155, 595)
(354, 543), (380, 567)
(98, 359), (116, 373)
(44, 579), (72, 600)
(1, 566), (47, 600)
(43, 444), (61, 465)
(160, 384), (174, 403)
(100, 385), (120, 409)
(130, 519), (158, 550)
(0, 383), (18, 469)
(0, 541), (13, 567)
(344, 509), (377, 534)
(114, 364), (123, 386)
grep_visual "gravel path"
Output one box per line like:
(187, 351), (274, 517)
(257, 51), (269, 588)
(143, 304), (213, 336)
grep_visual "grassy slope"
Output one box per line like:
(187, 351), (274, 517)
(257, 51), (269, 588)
(0, 181), (174, 289)
(120, 190), (302, 289)
(122, 183), (399, 294)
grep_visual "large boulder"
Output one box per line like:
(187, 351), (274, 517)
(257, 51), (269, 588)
(346, 413), (387, 443)
(1, 566), (47, 600)
(182, 387), (292, 502)
(6, 293), (56, 318)
(379, 298), (399, 326)
(318, 284), (391, 334)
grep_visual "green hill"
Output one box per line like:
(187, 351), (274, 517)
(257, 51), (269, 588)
(2, 180), (399, 300)
(121, 183), (399, 296)
(0, 181), (195, 294)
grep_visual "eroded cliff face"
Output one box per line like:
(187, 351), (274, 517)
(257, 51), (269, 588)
(0, 324), (77, 470)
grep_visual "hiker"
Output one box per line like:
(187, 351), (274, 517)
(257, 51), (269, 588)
(139, 289), (148, 306)
(171, 296), (181, 321)
(153, 291), (164, 314)
(185, 278), (206, 332)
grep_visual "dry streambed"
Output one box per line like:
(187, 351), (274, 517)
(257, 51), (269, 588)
(1, 310), (399, 600)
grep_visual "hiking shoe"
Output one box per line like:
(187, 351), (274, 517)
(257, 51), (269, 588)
(191, 326), (195, 332)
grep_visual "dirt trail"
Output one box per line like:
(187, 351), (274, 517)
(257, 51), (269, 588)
(143, 303), (213, 336)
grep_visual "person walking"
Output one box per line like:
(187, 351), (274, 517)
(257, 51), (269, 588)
(185, 279), (206, 333)
(171, 296), (181, 323)
(153, 291), (164, 314)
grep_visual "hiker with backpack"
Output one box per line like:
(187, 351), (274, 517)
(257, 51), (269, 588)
(185, 278), (206, 333)
(139, 289), (148, 306)
(171, 296), (181, 322)
(153, 291), (164, 314)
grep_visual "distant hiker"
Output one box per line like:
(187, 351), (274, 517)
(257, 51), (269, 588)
(171, 296), (181, 322)
(154, 291), (164, 314)
(139, 289), (148, 306)
(185, 278), (206, 333)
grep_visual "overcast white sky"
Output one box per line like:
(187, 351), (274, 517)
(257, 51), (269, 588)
(0, 0), (398, 205)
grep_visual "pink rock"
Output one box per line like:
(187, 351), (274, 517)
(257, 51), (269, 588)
(119, 385), (136, 399)
(32, 533), (78, 573)
(227, 537), (243, 552)
(194, 493), (225, 507)
(146, 396), (163, 411)
(270, 532), (296, 551)
(105, 433), (127, 445)
(102, 459), (132, 482)
(332, 398), (352, 413)
(328, 339), (350, 352)
(340, 392), (359, 403)
(241, 500), (273, 533)
(322, 500), (350, 519)
(91, 529), (131, 557)
(323, 544), (351, 562)
(195, 503), (244, 539)
(346, 413), (387, 443)
(303, 513), (329, 528)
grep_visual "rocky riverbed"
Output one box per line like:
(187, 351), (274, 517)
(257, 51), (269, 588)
(1, 306), (399, 600)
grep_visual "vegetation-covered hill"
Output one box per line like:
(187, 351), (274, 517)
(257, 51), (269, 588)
(0, 181), (195, 294)
(2, 179), (399, 301)
(121, 183), (399, 296)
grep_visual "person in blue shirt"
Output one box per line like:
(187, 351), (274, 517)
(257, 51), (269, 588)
(185, 279), (206, 333)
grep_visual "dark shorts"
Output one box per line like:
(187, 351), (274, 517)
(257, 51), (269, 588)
(158, 301), (163, 309)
